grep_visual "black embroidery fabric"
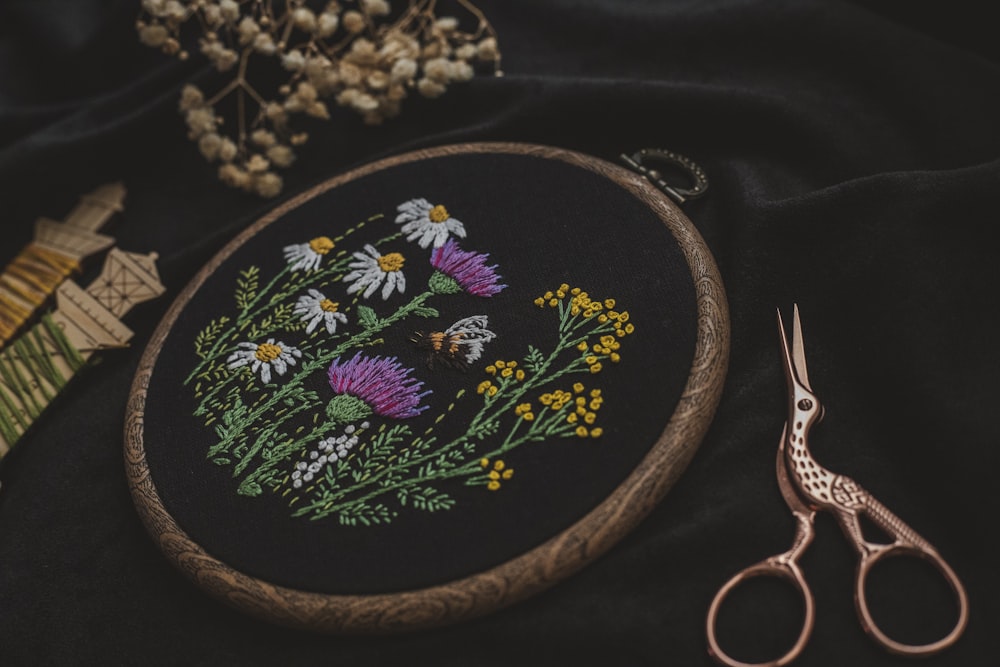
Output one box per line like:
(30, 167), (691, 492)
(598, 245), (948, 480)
(143, 152), (698, 593)
(1, 1), (998, 665)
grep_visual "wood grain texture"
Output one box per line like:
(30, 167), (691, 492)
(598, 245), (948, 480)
(124, 142), (730, 633)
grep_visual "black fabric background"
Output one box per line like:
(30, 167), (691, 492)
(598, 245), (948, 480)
(1, 1), (998, 665)
(142, 152), (697, 594)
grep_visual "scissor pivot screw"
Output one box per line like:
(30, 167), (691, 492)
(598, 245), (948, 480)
(798, 399), (813, 410)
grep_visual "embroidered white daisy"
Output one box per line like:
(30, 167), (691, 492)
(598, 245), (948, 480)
(283, 235), (335, 272)
(293, 288), (348, 334)
(343, 244), (406, 300)
(226, 338), (302, 384)
(395, 198), (466, 249)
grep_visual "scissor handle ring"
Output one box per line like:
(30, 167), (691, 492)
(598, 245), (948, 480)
(707, 558), (815, 667)
(855, 543), (970, 656)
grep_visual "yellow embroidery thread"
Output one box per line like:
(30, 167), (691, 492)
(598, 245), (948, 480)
(0, 245), (80, 345)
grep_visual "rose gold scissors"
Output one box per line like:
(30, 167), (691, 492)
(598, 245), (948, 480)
(706, 305), (968, 667)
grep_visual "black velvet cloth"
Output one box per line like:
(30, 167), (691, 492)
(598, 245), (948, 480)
(1, 1), (997, 665)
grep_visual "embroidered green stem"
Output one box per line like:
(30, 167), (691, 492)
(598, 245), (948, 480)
(232, 399), (317, 477)
(291, 329), (585, 518)
(288, 291), (630, 522)
(184, 218), (388, 384)
(203, 290), (436, 482)
(241, 418), (341, 493)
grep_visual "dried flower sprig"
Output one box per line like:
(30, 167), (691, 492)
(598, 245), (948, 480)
(137, 0), (502, 197)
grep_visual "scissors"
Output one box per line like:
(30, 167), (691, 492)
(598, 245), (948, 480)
(706, 306), (968, 667)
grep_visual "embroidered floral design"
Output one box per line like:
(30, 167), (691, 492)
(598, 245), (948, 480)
(414, 315), (496, 370)
(428, 239), (506, 297)
(396, 198), (467, 248)
(344, 244), (407, 300)
(284, 236), (336, 272)
(186, 210), (637, 526)
(226, 338), (302, 383)
(294, 288), (348, 334)
(327, 352), (430, 422)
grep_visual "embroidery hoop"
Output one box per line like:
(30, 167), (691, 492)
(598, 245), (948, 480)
(125, 142), (729, 633)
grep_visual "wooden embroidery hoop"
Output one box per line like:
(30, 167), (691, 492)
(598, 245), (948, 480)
(125, 142), (729, 633)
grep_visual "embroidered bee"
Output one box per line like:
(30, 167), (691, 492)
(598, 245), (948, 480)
(413, 315), (496, 371)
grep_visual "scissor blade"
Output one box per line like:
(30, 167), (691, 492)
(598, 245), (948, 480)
(791, 304), (812, 392)
(776, 306), (813, 393)
(776, 308), (797, 387)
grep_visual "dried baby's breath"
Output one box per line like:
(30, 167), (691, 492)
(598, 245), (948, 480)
(137, 0), (502, 197)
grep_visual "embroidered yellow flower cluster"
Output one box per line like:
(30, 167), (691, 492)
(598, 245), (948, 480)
(477, 359), (527, 396)
(484, 359), (525, 380)
(533, 384), (605, 438)
(479, 457), (514, 491)
(534, 284), (635, 376)
(534, 285), (634, 326)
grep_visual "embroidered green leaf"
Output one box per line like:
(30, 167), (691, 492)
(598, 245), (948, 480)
(356, 305), (378, 330)
(194, 316), (231, 360)
(470, 419), (500, 440)
(524, 345), (545, 373)
(406, 487), (455, 512)
(235, 266), (260, 310)
(411, 305), (440, 318)
(237, 480), (263, 497)
(212, 457), (231, 465)
(336, 501), (393, 526)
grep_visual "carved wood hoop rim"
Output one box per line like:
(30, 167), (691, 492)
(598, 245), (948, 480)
(124, 142), (730, 633)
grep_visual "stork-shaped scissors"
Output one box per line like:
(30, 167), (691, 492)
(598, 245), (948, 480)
(706, 305), (968, 667)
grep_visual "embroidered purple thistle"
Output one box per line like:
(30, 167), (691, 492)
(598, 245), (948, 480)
(325, 352), (430, 423)
(428, 239), (507, 297)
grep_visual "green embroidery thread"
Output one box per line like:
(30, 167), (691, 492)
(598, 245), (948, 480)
(0, 314), (86, 452)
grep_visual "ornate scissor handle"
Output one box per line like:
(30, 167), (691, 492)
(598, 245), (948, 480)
(854, 542), (969, 656)
(839, 488), (970, 656)
(706, 556), (815, 667)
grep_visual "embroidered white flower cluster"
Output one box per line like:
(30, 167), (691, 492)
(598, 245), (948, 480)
(136, 0), (502, 197)
(291, 422), (370, 488)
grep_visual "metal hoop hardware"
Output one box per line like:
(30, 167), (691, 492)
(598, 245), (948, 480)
(619, 148), (708, 204)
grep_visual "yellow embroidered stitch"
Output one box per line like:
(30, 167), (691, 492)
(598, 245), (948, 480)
(376, 251), (405, 273)
(428, 205), (450, 223)
(254, 342), (283, 363)
(308, 236), (335, 254)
